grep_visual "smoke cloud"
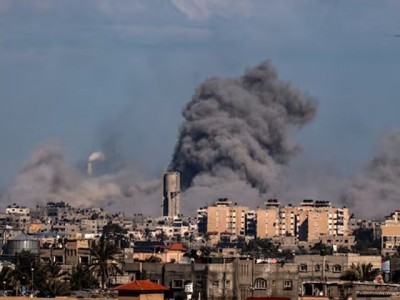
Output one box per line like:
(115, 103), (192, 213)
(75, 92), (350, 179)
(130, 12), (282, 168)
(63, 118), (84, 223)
(170, 61), (317, 201)
(3, 143), (161, 215)
(3, 60), (319, 215)
(341, 130), (400, 219)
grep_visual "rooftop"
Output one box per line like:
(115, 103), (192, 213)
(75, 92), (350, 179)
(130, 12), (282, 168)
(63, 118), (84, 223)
(114, 280), (169, 292)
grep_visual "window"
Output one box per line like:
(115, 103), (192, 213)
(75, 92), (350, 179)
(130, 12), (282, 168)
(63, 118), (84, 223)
(173, 279), (184, 288)
(325, 264), (330, 272)
(299, 264), (308, 272)
(333, 264), (342, 273)
(212, 281), (219, 287)
(315, 264), (321, 272)
(284, 280), (293, 290)
(254, 278), (267, 290)
(150, 279), (160, 284)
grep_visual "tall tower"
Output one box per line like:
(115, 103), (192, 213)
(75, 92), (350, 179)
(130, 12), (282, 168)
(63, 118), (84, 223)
(162, 172), (180, 217)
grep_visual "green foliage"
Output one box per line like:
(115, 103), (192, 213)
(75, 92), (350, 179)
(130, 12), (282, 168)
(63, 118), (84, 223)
(353, 228), (381, 254)
(102, 223), (130, 248)
(6, 250), (71, 296)
(67, 264), (98, 291)
(90, 235), (124, 289)
(241, 238), (279, 258)
(310, 242), (333, 255)
(340, 263), (380, 282)
(40, 279), (71, 296)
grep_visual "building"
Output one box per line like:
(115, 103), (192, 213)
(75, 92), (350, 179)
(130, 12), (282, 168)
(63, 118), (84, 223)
(381, 210), (400, 255)
(257, 199), (350, 241)
(114, 280), (169, 300)
(206, 198), (249, 238)
(127, 242), (186, 263)
(295, 253), (382, 282)
(162, 172), (180, 217)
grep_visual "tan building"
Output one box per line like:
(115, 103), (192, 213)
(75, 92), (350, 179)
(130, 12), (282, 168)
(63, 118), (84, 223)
(295, 253), (381, 281)
(257, 199), (350, 241)
(381, 210), (400, 255)
(128, 243), (186, 263)
(206, 198), (249, 236)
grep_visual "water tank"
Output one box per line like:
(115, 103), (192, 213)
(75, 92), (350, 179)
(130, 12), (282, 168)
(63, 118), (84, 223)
(6, 233), (39, 255)
(162, 172), (180, 217)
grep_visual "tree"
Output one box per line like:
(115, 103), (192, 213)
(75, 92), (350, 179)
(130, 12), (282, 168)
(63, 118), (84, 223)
(12, 250), (39, 292)
(90, 235), (124, 289)
(353, 228), (380, 254)
(39, 280), (70, 296)
(341, 263), (380, 282)
(0, 265), (15, 292)
(67, 264), (98, 291)
(241, 238), (279, 258)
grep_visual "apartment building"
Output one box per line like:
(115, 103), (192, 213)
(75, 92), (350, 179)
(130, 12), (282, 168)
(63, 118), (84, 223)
(257, 199), (349, 241)
(205, 198), (249, 236)
(381, 210), (400, 255)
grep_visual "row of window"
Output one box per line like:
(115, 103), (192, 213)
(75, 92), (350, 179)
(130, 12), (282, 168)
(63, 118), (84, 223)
(299, 263), (342, 273)
(253, 278), (292, 290)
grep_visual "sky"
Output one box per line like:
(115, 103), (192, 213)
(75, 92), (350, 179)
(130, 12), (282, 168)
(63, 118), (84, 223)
(0, 0), (400, 211)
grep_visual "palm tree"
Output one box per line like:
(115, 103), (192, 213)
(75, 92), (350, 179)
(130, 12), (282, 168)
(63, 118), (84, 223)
(0, 265), (14, 293)
(67, 264), (98, 291)
(40, 280), (71, 296)
(341, 263), (380, 282)
(90, 235), (124, 289)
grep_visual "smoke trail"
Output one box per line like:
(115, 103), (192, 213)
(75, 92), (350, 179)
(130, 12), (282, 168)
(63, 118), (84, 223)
(341, 130), (400, 219)
(170, 61), (317, 195)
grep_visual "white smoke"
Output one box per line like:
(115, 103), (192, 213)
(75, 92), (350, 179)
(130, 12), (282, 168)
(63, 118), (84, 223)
(88, 151), (105, 162)
(3, 144), (161, 215)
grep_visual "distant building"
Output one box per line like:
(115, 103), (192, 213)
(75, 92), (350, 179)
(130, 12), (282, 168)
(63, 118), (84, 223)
(206, 198), (249, 237)
(381, 210), (400, 255)
(256, 199), (350, 241)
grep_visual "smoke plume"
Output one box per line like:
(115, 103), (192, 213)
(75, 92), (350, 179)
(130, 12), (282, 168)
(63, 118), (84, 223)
(341, 130), (400, 219)
(3, 60), (319, 215)
(170, 61), (317, 197)
(3, 143), (161, 215)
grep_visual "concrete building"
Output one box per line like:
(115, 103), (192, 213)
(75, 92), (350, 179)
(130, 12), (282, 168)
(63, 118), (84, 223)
(162, 172), (180, 217)
(381, 210), (400, 255)
(257, 199), (350, 241)
(127, 242), (187, 263)
(6, 205), (30, 216)
(206, 198), (249, 237)
(125, 258), (299, 300)
(295, 253), (382, 282)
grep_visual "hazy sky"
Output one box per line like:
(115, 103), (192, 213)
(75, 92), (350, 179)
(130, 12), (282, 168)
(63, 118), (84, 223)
(1, 0), (400, 193)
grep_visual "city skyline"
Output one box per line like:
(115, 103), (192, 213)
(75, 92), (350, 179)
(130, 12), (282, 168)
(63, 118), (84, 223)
(1, 1), (400, 217)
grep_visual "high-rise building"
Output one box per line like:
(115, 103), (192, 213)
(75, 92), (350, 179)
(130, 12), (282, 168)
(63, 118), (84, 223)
(162, 172), (180, 217)
(205, 198), (249, 236)
(256, 199), (349, 241)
